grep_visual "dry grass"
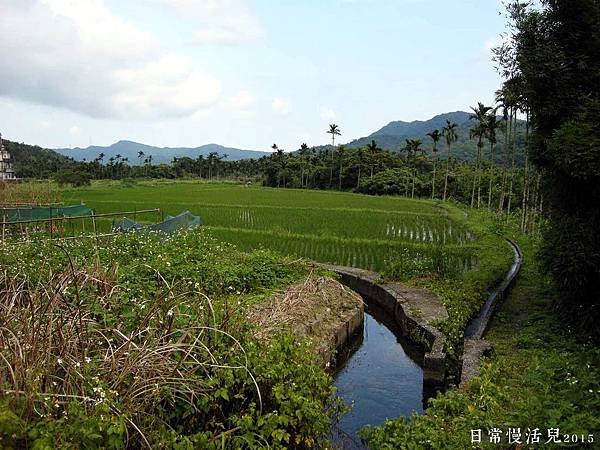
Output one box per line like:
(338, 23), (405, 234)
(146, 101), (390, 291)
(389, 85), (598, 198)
(248, 274), (363, 345)
(0, 181), (60, 207)
(0, 256), (259, 447)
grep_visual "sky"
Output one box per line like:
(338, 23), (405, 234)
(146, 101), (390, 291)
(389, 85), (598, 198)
(0, 0), (507, 151)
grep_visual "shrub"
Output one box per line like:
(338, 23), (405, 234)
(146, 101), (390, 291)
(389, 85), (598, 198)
(55, 170), (91, 187)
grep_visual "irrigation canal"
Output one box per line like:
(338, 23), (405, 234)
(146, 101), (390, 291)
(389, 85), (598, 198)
(332, 303), (427, 449)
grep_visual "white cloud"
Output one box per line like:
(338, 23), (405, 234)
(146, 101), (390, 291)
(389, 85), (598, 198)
(225, 91), (256, 112)
(319, 107), (336, 121)
(68, 125), (81, 135)
(0, 0), (222, 119)
(146, 0), (265, 44)
(272, 98), (290, 116)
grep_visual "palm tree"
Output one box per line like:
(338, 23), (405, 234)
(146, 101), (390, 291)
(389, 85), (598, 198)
(365, 140), (380, 179)
(495, 87), (512, 212)
(469, 102), (493, 207)
(441, 121), (458, 201)
(95, 152), (105, 178)
(485, 111), (501, 209)
(355, 147), (365, 188)
(299, 143), (310, 187)
(108, 156), (115, 178)
(336, 145), (347, 190)
(403, 139), (422, 198)
(426, 129), (442, 199)
(495, 80), (521, 214)
(326, 124), (341, 187)
(115, 154), (122, 178)
(402, 138), (421, 161)
(326, 124), (341, 147)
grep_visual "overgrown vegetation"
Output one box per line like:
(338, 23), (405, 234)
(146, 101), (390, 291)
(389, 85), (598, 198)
(382, 207), (513, 357)
(0, 231), (341, 449)
(59, 180), (513, 364)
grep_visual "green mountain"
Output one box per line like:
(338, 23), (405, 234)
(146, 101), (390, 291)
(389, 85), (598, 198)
(323, 111), (527, 164)
(3, 140), (75, 178)
(55, 141), (270, 165)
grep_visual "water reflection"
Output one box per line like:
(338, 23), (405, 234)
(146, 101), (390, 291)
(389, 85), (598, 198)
(332, 303), (425, 448)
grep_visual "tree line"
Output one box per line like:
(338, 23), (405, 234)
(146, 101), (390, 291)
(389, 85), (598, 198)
(7, 107), (541, 235)
(493, 0), (600, 337)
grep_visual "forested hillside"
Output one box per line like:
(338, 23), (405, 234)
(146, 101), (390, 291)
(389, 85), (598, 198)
(318, 111), (528, 165)
(3, 140), (75, 178)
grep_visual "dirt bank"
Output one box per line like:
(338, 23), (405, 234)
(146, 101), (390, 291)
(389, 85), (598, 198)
(249, 275), (364, 366)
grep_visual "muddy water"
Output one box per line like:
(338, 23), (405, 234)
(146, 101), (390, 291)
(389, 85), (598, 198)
(332, 303), (425, 448)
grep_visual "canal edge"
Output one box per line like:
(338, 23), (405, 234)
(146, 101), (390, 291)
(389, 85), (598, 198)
(321, 263), (449, 385)
(459, 238), (523, 389)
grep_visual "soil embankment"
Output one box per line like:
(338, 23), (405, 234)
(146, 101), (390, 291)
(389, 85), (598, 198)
(249, 276), (364, 366)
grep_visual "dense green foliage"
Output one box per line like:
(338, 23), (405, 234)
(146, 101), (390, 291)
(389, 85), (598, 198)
(0, 231), (340, 449)
(3, 140), (76, 178)
(497, 0), (600, 335)
(5, 131), (532, 214)
(55, 169), (92, 187)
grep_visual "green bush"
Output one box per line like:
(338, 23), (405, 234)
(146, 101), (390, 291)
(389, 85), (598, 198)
(55, 170), (91, 187)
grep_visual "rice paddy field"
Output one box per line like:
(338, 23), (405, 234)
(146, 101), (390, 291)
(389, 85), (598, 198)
(0, 179), (516, 448)
(60, 179), (477, 274)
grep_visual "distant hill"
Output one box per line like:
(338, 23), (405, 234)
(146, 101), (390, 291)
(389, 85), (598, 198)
(352, 111), (472, 148)
(318, 111), (526, 164)
(3, 140), (74, 178)
(55, 141), (270, 165)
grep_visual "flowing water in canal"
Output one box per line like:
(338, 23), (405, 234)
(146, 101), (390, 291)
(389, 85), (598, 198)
(333, 304), (425, 449)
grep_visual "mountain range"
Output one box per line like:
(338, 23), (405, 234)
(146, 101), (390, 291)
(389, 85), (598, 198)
(55, 142), (270, 165)
(29, 110), (524, 166)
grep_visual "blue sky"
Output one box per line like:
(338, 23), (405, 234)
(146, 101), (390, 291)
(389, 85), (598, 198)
(0, 0), (506, 151)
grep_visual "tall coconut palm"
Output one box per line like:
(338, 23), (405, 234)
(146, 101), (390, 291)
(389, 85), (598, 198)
(326, 124), (341, 188)
(402, 138), (422, 160)
(426, 129), (442, 199)
(470, 102), (493, 208)
(495, 87), (510, 212)
(115, 154), (122, 178)
(327, 124), (341, 147)
(336, 145), (346, 190)
(495, 79), (522, 214)
(441, 121), (458, 201)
